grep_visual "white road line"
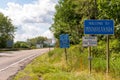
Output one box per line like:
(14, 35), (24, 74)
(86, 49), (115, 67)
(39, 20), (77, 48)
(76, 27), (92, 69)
(0, 51), (45, 72)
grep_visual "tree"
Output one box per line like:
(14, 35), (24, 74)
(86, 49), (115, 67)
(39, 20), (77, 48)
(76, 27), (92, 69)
(97, 0), (120, 39)
(50, 0), (97, 44)
(50, 0), (81, 44)
(0, 13), (16, 48)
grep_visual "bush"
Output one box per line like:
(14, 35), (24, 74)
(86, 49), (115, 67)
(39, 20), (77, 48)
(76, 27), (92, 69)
(92, 41), (106, 58)
(30, 46), (36, 49)
(14, 41), (29, 48)
(110, 39), (120, 53)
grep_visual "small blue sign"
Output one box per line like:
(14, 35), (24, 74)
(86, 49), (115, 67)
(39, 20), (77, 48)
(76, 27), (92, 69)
(84, 20), (114, 34)
(60, 34), (70, 48)
(7, 40), (13, 48)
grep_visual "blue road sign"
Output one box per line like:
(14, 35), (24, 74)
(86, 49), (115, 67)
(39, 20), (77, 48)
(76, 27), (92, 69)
(60, 34), (70, 48)
(84, 20), (114, 34)
(7, 40), (13, 48)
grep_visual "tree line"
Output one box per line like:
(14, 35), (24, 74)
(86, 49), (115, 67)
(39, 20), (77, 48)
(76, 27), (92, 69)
(14, 36), (48, 48)
(50, 0), (120, 44)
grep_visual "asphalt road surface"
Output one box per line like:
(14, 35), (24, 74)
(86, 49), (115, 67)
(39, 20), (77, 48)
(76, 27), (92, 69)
(0, 48), (51, 80)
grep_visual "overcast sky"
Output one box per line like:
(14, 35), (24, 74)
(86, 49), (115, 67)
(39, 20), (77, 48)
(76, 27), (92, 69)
(0, 0), (58, 42)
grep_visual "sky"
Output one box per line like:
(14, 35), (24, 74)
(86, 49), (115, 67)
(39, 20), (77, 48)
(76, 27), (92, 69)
(0, 0), (58, 42)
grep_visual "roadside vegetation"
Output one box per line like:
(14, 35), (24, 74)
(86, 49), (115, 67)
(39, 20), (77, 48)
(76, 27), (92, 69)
(0, 13), (16, 48)
(14, 39), (120, 80)
(14, 0), (120, 80)
(50, 0), (120, 44)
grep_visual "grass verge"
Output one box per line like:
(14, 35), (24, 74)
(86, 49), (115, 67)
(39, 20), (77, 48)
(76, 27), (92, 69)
(13, 45), (120, 80)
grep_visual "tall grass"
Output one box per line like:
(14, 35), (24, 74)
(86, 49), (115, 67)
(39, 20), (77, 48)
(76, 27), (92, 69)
(14, 40), (120, 80)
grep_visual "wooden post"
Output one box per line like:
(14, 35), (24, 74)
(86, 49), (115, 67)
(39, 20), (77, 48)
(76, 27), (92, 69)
(64, 48), (67, 63)
(106, 35), (110, 74)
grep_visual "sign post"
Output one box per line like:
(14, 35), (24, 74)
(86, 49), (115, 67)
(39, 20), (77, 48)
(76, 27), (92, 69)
(106, 35), (110, 74)
(47, 39), (52, 52)
(82, 36), (97, 74)
(44, 39), (52, 52)
(60, 34), (70, 63)
(88, 46), (92, 74)
(84, 20), (114, 74)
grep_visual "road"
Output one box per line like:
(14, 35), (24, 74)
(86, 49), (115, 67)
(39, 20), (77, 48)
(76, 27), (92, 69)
(0, 48), (51, 80)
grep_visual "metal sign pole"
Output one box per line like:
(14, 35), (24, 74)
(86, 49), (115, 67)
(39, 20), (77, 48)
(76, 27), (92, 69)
(106, 35), (110, 74)
(88, 46), (92, 74)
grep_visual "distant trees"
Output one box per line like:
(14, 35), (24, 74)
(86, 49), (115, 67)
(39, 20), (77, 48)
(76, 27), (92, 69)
(14, 41), (29, 48)
(0, 13), (16, 48)
(27, 36), (48, 48)
(14, 36), (48, 49)
(50, 0), (120, 44)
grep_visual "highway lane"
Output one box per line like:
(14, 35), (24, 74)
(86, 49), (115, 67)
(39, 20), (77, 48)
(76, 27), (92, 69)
(0, 48), (51, 80)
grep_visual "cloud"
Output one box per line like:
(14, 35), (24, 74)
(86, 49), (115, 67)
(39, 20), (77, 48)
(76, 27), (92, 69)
(42, 30), (54, 39)
(0, 0), (57, 42)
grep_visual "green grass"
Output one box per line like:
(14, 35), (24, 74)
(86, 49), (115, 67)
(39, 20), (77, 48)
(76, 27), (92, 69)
(13, 53), (105, 80)
(14, 43), (120, 80)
